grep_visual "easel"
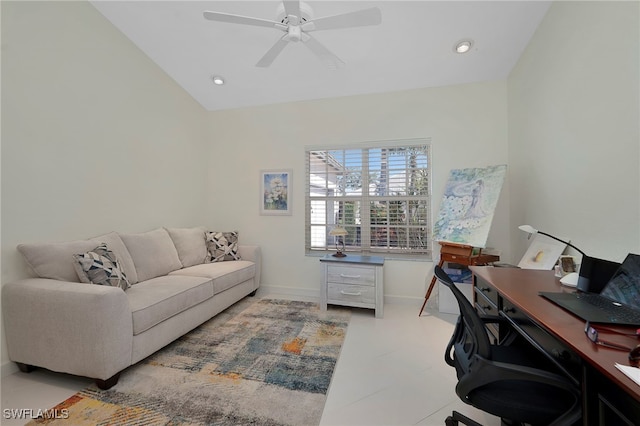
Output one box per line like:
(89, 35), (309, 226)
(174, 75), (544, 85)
(418, 241), (500, 316)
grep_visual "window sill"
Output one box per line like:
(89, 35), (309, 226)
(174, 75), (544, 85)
(306, 251), (432, 262)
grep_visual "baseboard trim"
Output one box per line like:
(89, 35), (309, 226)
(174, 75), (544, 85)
(255, 285), (320, 303)
(256, 285), (426, 307)
(2, 360), (19, 378)
(384, 294), (424, 306)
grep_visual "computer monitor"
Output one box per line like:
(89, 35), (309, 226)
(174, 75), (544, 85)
(577, 255), (622, 293)
(599, 253), (640, 309)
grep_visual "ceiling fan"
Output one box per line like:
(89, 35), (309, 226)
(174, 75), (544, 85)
(203, 1), (382, 69)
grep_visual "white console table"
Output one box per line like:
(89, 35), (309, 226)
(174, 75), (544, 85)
(319, 254), (384, 318)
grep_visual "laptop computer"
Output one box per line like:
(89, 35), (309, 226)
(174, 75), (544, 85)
(540, 253), (640, 326)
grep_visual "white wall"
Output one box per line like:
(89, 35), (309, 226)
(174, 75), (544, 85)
(1, 2), (208, 370)
(1, 0), (511, 376)
(5, 0), (635, 378)
(205, 82), (510, 303)
(508, 1), (640, 262)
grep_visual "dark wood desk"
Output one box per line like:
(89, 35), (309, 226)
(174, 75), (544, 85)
(470, 266), (640, 425)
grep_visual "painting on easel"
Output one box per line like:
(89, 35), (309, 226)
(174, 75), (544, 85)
(433, 164), (507, 248)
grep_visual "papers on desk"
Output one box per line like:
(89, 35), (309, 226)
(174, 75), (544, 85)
(615, 363), (640, 386)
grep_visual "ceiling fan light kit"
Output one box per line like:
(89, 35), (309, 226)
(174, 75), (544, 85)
(203, 1), (382, 69)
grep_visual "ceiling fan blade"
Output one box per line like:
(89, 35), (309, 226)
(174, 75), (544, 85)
(283, 1), (301, 24)
(256, 36), (290, 68)
(203, 11), (282, 29)
(304, 35), (345, 70)
(302, 7), (382, 32)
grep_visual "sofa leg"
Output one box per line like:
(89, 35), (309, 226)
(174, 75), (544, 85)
(16, 362), (36, 373)
(249, 290), (258, 297)
(95, 372), (120, 390)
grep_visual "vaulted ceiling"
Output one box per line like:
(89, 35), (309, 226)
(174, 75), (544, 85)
(90, 1), (551, 111)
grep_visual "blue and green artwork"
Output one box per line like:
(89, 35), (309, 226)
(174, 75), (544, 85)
(433, 164), (507, 248)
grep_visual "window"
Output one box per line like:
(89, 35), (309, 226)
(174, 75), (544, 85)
(305, 139), (431, 259)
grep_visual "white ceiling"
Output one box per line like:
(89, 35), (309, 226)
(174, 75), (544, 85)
(90, 1), (552, 111)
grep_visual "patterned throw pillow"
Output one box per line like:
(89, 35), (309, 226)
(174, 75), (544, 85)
(73, 243), (131, 290)
(206, 231), (241, 263)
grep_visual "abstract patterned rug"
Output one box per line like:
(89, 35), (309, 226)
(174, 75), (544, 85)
(29, 298), (351, 426)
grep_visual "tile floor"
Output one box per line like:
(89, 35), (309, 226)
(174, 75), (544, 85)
(1, 302), (500, 426)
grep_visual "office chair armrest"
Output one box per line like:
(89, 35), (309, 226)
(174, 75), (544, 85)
(445, 315), (516, 367)
(478, 314), (520, 345)
(445, 317), (463, 367)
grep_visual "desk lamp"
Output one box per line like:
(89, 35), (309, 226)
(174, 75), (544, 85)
(518, 225), (586, 256)
(518, 225), (619, 293)
(329, 226), (348, 257)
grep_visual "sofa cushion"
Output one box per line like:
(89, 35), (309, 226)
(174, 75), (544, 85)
(126, 275), (213, 335)
(170, 261), (255, 295)
(72, 244), (131, 290)
(165, 227), (208, 268)
(17, 239), (99, 282)
(206, 231), (241, 262)
(90, 232), (138, 284)
(119, 228), (183, 282)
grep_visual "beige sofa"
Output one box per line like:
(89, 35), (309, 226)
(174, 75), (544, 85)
(2, 227), (261, 389)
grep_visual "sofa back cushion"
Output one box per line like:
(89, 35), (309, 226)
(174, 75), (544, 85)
(90, 232), (139, 284)
(119, 228), (183, 282)
(165, 227), (208, 268)
(17, 239), (99, 282)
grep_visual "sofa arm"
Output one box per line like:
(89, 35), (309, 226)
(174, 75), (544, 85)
(238, 245), (261, 287)
(2, 278), (133, 380)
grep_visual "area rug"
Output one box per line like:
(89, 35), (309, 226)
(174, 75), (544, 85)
(29, 298), (351, 426)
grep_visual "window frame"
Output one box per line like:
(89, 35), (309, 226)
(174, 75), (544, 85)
(305, 138), (432, 260)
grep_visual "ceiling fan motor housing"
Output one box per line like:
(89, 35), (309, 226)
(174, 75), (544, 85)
(276, 1), (313, 24)
(203, 1), (381, 69)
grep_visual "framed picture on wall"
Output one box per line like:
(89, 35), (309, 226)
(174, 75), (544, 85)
(260, 169), (292, 215)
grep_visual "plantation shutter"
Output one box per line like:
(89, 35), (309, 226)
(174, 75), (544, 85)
(305, 139), (432, 258)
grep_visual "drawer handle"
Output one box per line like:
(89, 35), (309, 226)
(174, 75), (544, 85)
(504, 307), (516, 314)
(340, 290), (362, 296)
(340, 274), (362, 279)
(481, 305), (493, 311)
(479, 287), (492, 293)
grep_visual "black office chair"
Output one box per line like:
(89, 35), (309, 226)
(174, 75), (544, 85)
(434, 265), (581, 426)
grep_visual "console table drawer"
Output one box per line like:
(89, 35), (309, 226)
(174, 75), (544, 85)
(327, 265), (375, 286)
(327, 283), (376, 305)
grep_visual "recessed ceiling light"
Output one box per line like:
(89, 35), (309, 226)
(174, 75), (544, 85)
(211, 75), (225, 85)
(454, 40), (473, 54)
